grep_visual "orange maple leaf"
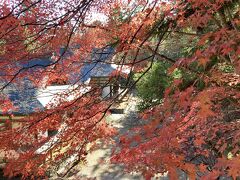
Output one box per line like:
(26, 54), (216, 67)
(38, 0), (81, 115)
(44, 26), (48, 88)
(198, 57), (209, 68)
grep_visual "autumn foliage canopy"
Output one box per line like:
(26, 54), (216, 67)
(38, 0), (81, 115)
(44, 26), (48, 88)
(0, 0), (239, 179)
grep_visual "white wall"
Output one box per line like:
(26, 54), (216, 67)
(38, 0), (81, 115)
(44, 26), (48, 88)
(102, 86), (111, 98)
(38, 130), (48, 139)
(37, 85), (91, 108)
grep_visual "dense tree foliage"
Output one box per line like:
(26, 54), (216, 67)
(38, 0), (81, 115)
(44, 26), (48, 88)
(0, 0), (239, 179)
(134, 61), (171, 111)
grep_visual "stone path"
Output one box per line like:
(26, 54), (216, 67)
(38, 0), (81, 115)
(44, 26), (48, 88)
(49, 94), (142, 180)
(51, 94), (173, 180)
(71, 94), (145, 180)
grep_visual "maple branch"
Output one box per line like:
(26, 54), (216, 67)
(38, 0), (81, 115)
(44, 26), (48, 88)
(61, 139), (88, 177)
(161, 30), (200, 36)
(0, 0), (93, 91)
(146, 45), (176, 63)
(0, 0), (25, 20)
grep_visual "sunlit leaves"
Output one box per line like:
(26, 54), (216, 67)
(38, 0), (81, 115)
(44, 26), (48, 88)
(0, 0), (239, 179)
